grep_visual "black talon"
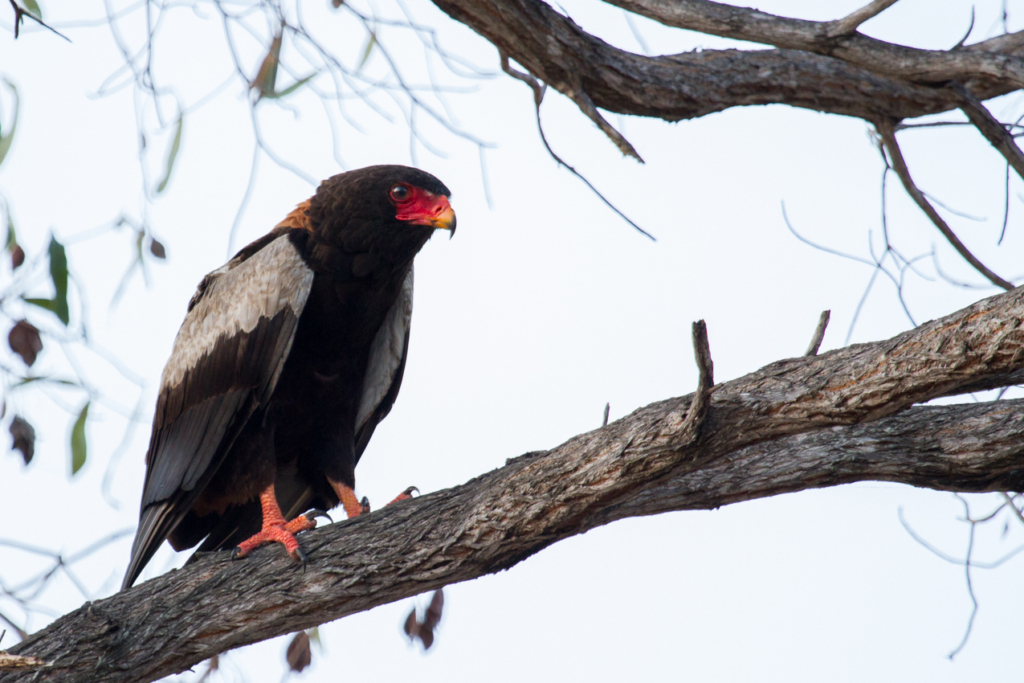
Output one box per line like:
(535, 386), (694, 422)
(403, 486), (420, 497)
(231, 547), (244, 561)
(360, 496), (371, 514)
(294, 547), (307, 567)
(304, 508), (332, 524)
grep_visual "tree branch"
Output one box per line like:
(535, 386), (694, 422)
(602, 0), (1024, 88)
(5, 287), (1024, 683)
(804, 309), (830, 356)
(825, 0), (901, 38)
(954, 82), (1024, 184)
(432, 0), (1024, 127)
(877, 120), (1015, 291)
(433, 0), (987, 124)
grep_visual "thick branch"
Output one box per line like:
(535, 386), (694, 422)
(603, 0), (1024, 88)
(431, 0), (1024, 125)
(5, 287), (1024, 683)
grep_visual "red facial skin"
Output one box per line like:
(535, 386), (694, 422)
(390, 184), (456, 232)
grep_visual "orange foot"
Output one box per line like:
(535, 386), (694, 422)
(233, 484), (321, 563)
(387, 486), (419, 506)
(332, 483), (419, 519)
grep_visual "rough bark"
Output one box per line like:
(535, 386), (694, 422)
(4, 286), (1024, 683)
(430, 0), (1024, 125)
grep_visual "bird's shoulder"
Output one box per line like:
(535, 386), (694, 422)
(164, 228), (313, 391)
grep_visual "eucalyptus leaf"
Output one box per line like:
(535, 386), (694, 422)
(5, 211), (15, 251)
(156, 116), (183, 193)
(266, 73), (315, 100)
(0, 80), (19, 168)
(251, 30), (283, 101)
(357, 32), (376, 72)
(70, 401), (89, 475)
(23, 297), (55, 314)
(47, 236), (69, 325)
(22, 0), (41, 18)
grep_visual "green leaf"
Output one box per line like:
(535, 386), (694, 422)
(265, 73), (315, 100)
(156, 115), (183, 194)
(14, 375), (78, 387)
(251, 28), (284, 101)
(5, 209), (16, 251)
(357, 32), (377, 72)
(70, 401), (89, 475)
(0, 79), (19, 169)
(22, 0), (41, 18)
(23, 296), (55, 314)
(47, 235), (69, 325)
(22, 236), (70, 325)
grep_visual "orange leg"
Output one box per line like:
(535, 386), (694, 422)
(233, 483), (318, 562)
(330, 482), (418, 519)
(331, 480), (370, 519)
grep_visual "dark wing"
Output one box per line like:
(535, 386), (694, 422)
(122, 234), (313, 589)
(189, 265), (415, 554)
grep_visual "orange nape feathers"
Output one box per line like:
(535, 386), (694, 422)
(276, 199), (313, 231)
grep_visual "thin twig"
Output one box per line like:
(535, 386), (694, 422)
(1000, 161), (1011, 245)
(7, 0), (70, 41)
(680, 320), (713, 440)
(804, 310), (831, 356)
(564, 85), (643, 162)
(0, 611), (26, 640)
(499, 53), (654, 241)
(954, 83), (1024, 184)
(876, 120), (1014, 291)
(950, 7), (975, 50)
(1001, 492), (1024, 526)
(824, 0), (901, 38)
(948, 495), (978, 660)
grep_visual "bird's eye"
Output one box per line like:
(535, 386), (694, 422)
(390, 184), (411, 202)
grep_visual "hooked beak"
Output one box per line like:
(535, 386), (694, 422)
(398, 194), (457, 238)
(432, 201), (457, 239)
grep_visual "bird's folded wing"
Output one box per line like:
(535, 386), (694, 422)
(123, 233), (313, 589)
(354, 264), (413, 460)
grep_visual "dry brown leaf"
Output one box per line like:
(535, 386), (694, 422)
(8, 319), (42, 366)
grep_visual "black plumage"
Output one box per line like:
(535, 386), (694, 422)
(122, 165), (455, 590)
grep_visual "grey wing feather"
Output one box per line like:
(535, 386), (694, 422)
(123, 235), (313, 590)
(354, 265), (414, 451)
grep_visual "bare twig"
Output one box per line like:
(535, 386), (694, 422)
(876, 120), (1014, 291)
(824, 0), (901, 38)
(804, 310), (831, 356)
(7, 0), (70, 41)
(679, 319), (712, 439)
(1000, 161), (1011, 245)
(1001, 492), (1024, 526)
(563, 86), (643, 162)
(499, 52), (654, 241)
(0, 614), (25, 641)
(954, 83), (1024, 184)
(948, 495), (979, 660)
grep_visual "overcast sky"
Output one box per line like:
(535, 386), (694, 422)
(2, 0), (1024, 681)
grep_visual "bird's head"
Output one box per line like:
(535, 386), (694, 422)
(309, 166), (456, 253)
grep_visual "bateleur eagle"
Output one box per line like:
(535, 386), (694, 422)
(122, 165), (455, 590)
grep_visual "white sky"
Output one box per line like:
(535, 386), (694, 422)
(2, 0), (1024, 681)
